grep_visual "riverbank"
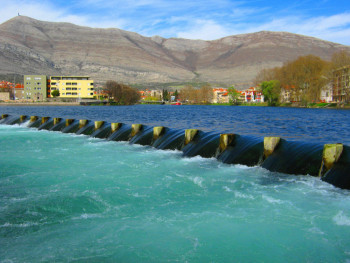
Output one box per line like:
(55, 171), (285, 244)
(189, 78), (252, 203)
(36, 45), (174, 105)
(1, 101), (349, 109)
(0, 102), (80, 106)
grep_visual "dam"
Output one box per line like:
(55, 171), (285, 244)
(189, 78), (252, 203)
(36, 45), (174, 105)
(1, 113), (349, 190)
(1, 106), (350, 262)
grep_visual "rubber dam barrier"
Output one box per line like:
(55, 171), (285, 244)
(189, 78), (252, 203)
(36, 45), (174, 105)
(1, 114), (350, 190)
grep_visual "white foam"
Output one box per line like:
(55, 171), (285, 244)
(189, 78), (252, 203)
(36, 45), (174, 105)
(223, 186), (232, 192)
(234, 191), (255, 200)
(0, 222), (40, 228)
(190, 176), (204, 188)
(262, 195), (284, 204)
(72, 213), (103, 220)
(333, 211), (350, 226)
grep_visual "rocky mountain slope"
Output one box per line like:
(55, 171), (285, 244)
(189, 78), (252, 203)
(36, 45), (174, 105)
(0, 16), (349, 86)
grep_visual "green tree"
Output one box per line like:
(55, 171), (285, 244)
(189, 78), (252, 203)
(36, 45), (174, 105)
(228, 86), (240, 105)
(260, 80), (280, 106)
(51, 90), (60, 97)
(174, 90), (179, 100)
(162, 89), (169, 101)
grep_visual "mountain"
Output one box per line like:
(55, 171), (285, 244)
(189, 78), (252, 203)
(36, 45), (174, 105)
(0, 16), (349, 87)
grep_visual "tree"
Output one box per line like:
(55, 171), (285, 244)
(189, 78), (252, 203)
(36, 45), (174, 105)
(179, 85), (195, 103)
(228, 86), (241, 105)
(51, 90), (60, 97)
(260, 80), (281, 106)
(105, 80), (140, 105)
(254, 55), (331, 104)
(174, 90), (179, 100)
(162, 89), (169, 101)
(330, 50), (350, 69)
(199, 84), (213, 104)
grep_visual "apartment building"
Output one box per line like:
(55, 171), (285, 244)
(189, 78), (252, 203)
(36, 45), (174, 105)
(333, 65), (350, 103)
(49, 76), (94, 99)
(24, 75), (47, 100)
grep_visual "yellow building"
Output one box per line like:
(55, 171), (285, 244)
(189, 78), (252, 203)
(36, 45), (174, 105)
(49, 76), (94, 99)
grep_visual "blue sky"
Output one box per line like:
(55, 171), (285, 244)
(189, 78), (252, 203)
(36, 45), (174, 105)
(1, 0), (350, 45)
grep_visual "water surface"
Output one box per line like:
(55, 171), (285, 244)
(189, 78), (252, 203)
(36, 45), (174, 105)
(1, 105), (349, 145)
(1, 124), (350, 262)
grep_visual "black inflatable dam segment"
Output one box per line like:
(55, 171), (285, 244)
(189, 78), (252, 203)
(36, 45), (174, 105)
(0, 114), (9, 124)
(182, 130), (220, 158)
(217, 135), (264, 166)
(91, 121), (112, 139)
(152, 128), (185, 150)
(129, 125), (154, 145)
(261, 139), (323, 176)
(50, 118), (66, 131)
(61, 119), (79, 133)
(321, 144), (350, 189)
(107, 123), (132, 142)
(5, 115), (28, 125)
(38, 117), (54, 130)
(28, 116), (42, 128)
(3, 115), (20, 125)
(76, 120), (94, 135)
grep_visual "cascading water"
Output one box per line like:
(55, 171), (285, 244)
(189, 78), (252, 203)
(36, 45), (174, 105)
(1, 121), (350, 262)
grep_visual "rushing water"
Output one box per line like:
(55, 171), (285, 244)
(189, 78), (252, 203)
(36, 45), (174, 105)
(1, 105), (350, 145)
(1, 122), (350, 262)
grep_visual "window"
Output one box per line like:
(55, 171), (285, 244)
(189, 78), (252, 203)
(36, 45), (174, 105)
(66, 92), (72, 95)
(66, 82), (71, 85)
(62, 88), (65, 90)
(62, 93), (65, 95)
(34, 77), (42, 80)
(51, 82), (56, 85)
(90, 93), (93, 95)
(72, 92), (77, 95)
(66, 88), (71, 90)
(72, 83), (77, 85)
(72, 88), (77, 90)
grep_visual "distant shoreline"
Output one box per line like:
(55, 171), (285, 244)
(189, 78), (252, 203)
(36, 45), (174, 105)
(0, 102), (80, 106)
(0, 102), (349, 109)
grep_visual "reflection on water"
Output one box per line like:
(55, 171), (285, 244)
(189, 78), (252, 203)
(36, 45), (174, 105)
(1, 104), (349, 145)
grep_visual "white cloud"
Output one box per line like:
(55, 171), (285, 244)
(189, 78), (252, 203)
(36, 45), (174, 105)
(176, 20), (230, 40)
(0, 0), (125, 29)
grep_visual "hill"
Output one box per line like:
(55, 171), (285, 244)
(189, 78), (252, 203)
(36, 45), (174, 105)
(0, 16), (349, 87)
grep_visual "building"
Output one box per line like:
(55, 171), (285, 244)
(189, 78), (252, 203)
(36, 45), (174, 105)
(24, 75), (47, 101)
(280, 85), (299, 103)
(212, 88), (229, 103)
(49, 76), (94, 99)
(320, 85), (333, 103)
(333, 65), (350, 103)
(13, 84), (24, 100)
(139, 89), (163, 101)
(0, 92), (10, 101)
(239, 87), (264, 103)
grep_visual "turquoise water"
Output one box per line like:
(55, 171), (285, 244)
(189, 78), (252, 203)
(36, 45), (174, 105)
(1, 124), (350, 262)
